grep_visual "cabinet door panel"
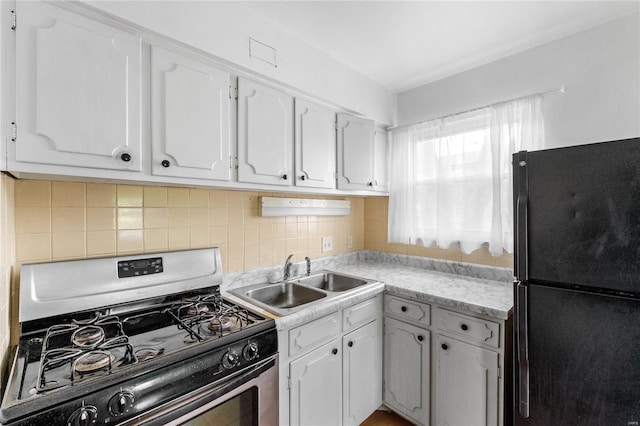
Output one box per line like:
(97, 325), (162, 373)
(15, 2), (141, 171)
(238, 78), (293, 186)
(436, 335), (499, 426)
(290, 339), (342, 426)
(151, 47), (230, 181)
(337, 114), (374, 190)
(343, 320), (382, 426)
(383, 317), (430, 425)
(294, 99), (336, 189)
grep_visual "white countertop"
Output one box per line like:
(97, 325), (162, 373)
(224, 259), (513, 331)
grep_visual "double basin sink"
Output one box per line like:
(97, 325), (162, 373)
(230, 271), (376, 316)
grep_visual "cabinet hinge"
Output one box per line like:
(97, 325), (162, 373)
(10, 122), (17, 142)
(287, 376), (291, 390)
(230, 156), (238, 170)
(229, 85), (238, 100)
(10, 10), (16, 31)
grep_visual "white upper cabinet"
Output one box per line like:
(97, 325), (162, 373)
(294, 99), (336, 189)
(13, 2), (142, 172)
(336, 114), (375, 190)
(237, 77), (293, 186)
(373, 128), (389, 192)
(151, 46), (231, 181)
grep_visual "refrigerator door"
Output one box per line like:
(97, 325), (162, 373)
(514, 283), (640, 426)
(519, 137), (640, 293)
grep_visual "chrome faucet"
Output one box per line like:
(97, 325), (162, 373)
(305, 256), (311, 276)
(283, 254), (294, 281)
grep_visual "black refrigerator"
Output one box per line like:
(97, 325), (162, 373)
(513, 137), (640, 425)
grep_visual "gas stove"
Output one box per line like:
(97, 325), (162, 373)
(0, 248), (277, 426)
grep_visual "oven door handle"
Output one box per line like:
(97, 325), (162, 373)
(126, 355), (277, 426)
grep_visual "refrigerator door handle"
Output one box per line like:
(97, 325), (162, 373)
(514, 151), (529, 281)
(516, 281), (530, 418)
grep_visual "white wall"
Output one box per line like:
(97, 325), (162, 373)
(397, 13), (640, 148)
(86, 1), (396, 125)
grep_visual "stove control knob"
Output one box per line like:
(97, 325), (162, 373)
(222, 350), (240, 369)
(68, 404), (98, 426)
(108, 391), (135, 417)
(243, 342), (259, 361)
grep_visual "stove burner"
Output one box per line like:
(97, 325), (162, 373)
(73, 351), (115, 374)
(187, 303), (210, 316)
(134, 348), (164, 362)
(71, 326), (105, 348)
(208, 316), (232, 332)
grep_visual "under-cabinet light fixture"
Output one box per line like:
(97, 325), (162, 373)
(259, 197), (350, 217)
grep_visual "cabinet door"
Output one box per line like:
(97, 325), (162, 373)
(436, 335), (499, 426)
(294, 99), (336, 189)
(151, 46), (231, 181)
(373, 128), (389, 192)
(336, 114), (374, 190)
(343, 320), (382, 426)
(290, 339), (342, 426)
(237, 78), (293, 186)
(14, 2), (142, 171)
(383, 317), (430, 426)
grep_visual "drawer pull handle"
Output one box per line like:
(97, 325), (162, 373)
(417, 335), (424, 342)
(460, 324), (468, 331)
(161, 160), (171, 168)
(348, 341), (354, 347)
(441, 343), (448, 350)
(282, 174), (288, 180)
(120, 153), (132, 162)
(332, 348), (338, 355)
(401, 306), (407, 312)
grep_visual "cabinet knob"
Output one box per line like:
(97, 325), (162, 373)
(120, 153), (131, 162)
(300, 175), (306, 180)
(348, 341), (354, 347)
(460, 323), (468, 331)
(161, 160), (171, 168)
(282, 174), (288, 180)
(441, 343), (448, 350)
(367, 182), (373, 187)
(332, 348), (338, 355)
(401, 306), (407, 312)
(417, 335), (424, 342)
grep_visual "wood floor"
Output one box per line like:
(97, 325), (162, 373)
(360, 410), (416, 426)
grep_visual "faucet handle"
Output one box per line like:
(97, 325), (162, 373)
(285, 253), (294, 264)
(305, 256), (311, 276)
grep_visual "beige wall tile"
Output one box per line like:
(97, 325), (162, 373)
(168, 208), (189, 228)
(144, 229), (168, 252)
(87, 183), (116, 207)
(209, 208), (228, 226)
(244, 224), (259, 242)
(227, 191), (244, 209)
(189, 189), (209, 207)
(210, 226), (228, 245)
(87, 231), (116, 256)
(168, 228), (190, 250)
(15, 207), (50, 234)
(51, 207), (85, 232)
(16, 233), (51, 262)
(117, 208), (143, 230)
(259, 223), (273, 241)
(117, 230), (143, 253)
(167, 188), (189, 207)
(51, 182), (85, 206)
(87, 208), (116, 231)
(285, 223), (297, 239)
(52, 232), (85, 259)
(244, 241), (259, 258)
(227, 259), (243, 273)
(244, 257), (260, 270)
(189, 208), (209, 228)
(143, 187), (167, 207)
(190, 227), (209, 248)
(144, 208), (168, 229)
(227, 207), (244, 225)
(117, 185), (143, 207)
(15, 180), (50, 206)
(228, 243), (244, 260)
(209, 190), (227, 208)
(273, 224), (286, 239)
(228, 225), (244, 244)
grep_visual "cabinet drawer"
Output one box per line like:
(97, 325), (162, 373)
(343, 295), (381, 332)
(436, 308), (500, 348)
(384, 294), (431, 327)
(289, 311), (341, 357)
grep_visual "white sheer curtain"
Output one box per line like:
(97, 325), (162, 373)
(388, 96), (544, 256)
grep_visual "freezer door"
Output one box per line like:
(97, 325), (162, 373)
(524, 137), (640, 293)
(514, 283), (640, 426)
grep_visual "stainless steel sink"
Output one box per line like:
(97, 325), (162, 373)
(295, 272), (373, 292)
(245, 282), (326, 309)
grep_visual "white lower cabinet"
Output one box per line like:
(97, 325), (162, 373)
(383, 294), (507, 426)
(435, 335), (499, 426)
(281, 295), (383, 426)
(290, 339), (342, 426)
(383, 317), (430, 425)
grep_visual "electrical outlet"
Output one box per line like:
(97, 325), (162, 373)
(347, 235), (353, 249)
(322, 236), (333, 252)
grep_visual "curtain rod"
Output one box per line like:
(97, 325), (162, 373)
(387, 85), (566, 132)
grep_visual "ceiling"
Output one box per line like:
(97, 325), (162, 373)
(242, 1), (640, 93)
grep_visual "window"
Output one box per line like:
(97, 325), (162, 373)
(388, 96), (544, 256)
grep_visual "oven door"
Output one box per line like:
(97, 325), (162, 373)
(127, 354), (278, 426)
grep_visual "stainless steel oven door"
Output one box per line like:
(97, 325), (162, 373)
(126, 355), (278, 426)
